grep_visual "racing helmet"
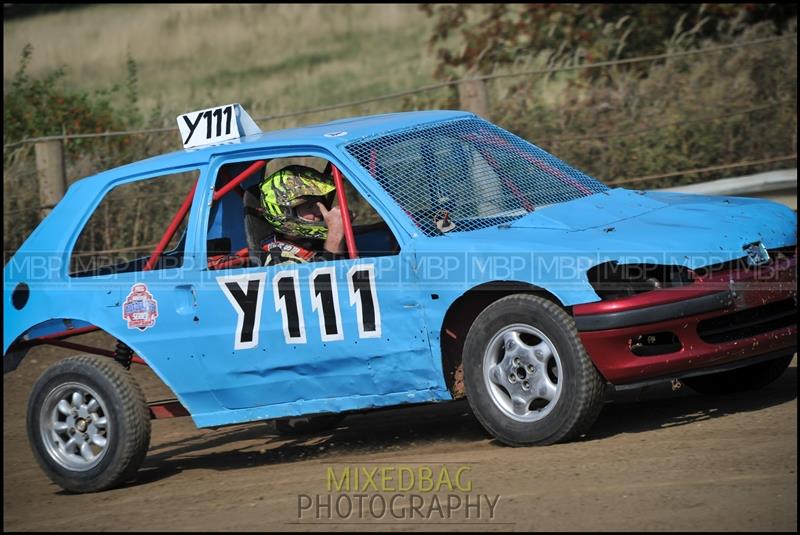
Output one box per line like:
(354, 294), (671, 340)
(259, 165), (337, 239)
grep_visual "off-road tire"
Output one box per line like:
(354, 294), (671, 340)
(462, 294), (605, 446)
(27, 355), (151, 493)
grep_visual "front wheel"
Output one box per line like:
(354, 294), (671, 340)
(462, 294), (605, 446)
(26, 355), (151, 493)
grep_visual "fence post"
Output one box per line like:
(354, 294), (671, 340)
(458, 78), (490, 118)
(35, 139), (66, 217)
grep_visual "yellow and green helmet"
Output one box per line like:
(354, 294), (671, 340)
(259, 165), (337, 239)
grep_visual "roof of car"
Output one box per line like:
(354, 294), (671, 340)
(77, 110), (474, 188)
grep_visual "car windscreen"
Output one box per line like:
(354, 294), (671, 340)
(344, 117), (609, 236)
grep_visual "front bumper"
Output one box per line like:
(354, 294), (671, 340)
(573, 252), (797, 385)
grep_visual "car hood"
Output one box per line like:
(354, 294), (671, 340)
(417, 188), (797, 270)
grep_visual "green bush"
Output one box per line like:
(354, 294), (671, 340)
(491, 20), (797, 187)
(3, 45), (161, 256)
(4, 45), (138, 152)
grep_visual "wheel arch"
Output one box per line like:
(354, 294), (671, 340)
(439, 281), (568, 398)
(3, 317), (178, 399)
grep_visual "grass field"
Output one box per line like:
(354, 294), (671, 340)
(3, 4), (441, 125)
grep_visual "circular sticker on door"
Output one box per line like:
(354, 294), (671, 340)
(123, 283), (159, 331)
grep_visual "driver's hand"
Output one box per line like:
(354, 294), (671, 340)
(317, 203), (346, 254)
(317, 203), (344, 233)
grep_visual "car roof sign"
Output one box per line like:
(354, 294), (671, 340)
(177, 103), (262, 149)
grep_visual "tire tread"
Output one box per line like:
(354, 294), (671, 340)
(463, 294), (605, 446)
(27, 354), (151, 493)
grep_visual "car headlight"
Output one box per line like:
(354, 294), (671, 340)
(586, 262), (694, 301)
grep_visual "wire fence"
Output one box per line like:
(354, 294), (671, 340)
(538, 99), (794, 144)
(3, 31), (797, 257)
(3, 33), (795, 150)
(607, 155), (798, 186)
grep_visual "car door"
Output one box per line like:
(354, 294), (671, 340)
(64, 165), (214, 412)
(189, 152), (440, 416)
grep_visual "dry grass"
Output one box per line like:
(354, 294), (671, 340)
(3, 4), (439, 122)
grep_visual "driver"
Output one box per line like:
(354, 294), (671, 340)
(259, 165), (346, 265)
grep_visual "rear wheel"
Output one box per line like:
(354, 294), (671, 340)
(27, 355), (151, 493)
(462, 294), (605, 446)
(683, 354), (794, 396)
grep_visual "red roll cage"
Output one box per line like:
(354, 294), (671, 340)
(19, 160), (361, 419)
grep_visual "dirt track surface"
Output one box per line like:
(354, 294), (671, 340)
(4, 337), (797, 532)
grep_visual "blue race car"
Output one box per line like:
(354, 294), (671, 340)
(4, 105), (797, 492)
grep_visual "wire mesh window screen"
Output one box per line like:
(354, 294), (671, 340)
(345, 117), (609, 236)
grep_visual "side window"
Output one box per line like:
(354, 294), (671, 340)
(205, 156), (399, 271)
(69, 170), (199, 277)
